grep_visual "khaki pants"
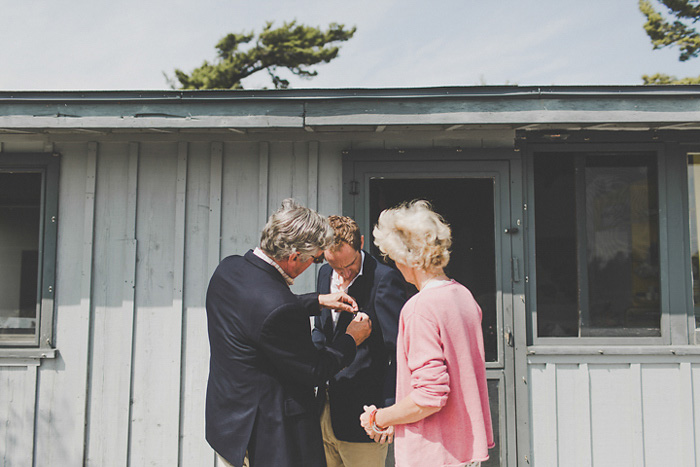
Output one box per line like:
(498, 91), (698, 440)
(216, 452), (249, 467)
(321, 398), (388, 467)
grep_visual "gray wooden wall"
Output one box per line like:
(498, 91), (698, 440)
(1, 128), (505, 466)
(0, 136), (353, 466)
(529, 355), (700, 466)
(5, 128), (700, 466)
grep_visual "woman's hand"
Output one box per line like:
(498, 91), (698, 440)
(360, 405), (394, 444)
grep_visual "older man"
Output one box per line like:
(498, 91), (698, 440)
(313, 215), (407, 467)
(205, 199), (372, 467)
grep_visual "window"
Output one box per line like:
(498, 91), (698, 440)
(0, 153), (58, 351)
(532, 152), (661, 339)
(687, 153), (700, 330)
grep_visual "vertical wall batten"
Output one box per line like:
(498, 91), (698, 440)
(680, 362), (697, 466)
(175, 143), (188, 467)
(258, 142), (269, 231)
(82, 143), (98, 465)
(308, 142), (319, 211)
(576, 363), (592, 467)
(206, 143), (224, 465)
(209, 143), (223, 272)
(629, 363), (645, 466)
(125, 142), (139, 466)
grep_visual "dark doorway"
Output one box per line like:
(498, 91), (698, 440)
(369, 178), (498, 364)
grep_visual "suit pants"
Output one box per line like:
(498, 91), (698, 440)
(320, 398), (388, 467)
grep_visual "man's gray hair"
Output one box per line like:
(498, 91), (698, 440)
(260, 198), (334, 261)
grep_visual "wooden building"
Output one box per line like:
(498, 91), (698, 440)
(2, 86), (700, 466)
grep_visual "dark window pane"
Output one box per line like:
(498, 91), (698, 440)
(534, 153), (660, 338)
(534, 154), (579, 337)
(583, 156), (660, 336)
(0, 172), (42, 336)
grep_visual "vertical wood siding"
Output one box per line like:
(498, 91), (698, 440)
(86, 142), (137, 466)
(4, 131), (700, 467)
(0, 364), (37, 466)
(529, 359), (700, 467)
(35, 143), (94, 466)
(0, 137), (355, 466)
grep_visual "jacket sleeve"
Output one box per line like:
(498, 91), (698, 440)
(259, 301), (356, 388)
(373, 268), (407, 404)
(297, 292), (321, 316)
(312, 265), (330, 350)
(312, 315), (326, 350)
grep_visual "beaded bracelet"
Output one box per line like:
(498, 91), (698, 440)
(369, 408), (390, 434)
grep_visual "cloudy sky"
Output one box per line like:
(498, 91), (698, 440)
(2, 0), (698, 90)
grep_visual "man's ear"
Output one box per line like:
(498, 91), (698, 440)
(360, 235), (364, 250)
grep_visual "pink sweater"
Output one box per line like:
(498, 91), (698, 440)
(394, 280), (494, 467)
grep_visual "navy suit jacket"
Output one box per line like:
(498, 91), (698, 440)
(312, 251), (406, 442)
(205, 250), (357, 467)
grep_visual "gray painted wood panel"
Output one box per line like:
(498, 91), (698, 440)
(34, 144), (94, 465)
(181, 142), (217, 466)
(0, 365), (37, 465)
(86, 142), (137, 466)
(129, 143), (182, 466)
(220, 142), (264, 258)
(530, 360), (700, 467)
(5, 127), (700, 467)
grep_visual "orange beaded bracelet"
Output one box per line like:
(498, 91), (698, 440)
(369, 408), (389, 434)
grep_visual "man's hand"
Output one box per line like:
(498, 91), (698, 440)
(319, 291), (358, 313)
(345, 312), (371, 345)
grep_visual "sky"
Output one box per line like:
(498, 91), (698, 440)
(2, 0), (698, 90)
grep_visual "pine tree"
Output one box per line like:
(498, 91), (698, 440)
(639, 0), (700, 84)
(171, 21), (356, 90)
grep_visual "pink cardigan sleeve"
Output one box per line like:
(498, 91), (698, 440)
(403, 312), (450, 408)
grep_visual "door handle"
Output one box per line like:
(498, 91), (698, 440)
(505, 327), (514, 347)
(504, 227), (519, 234)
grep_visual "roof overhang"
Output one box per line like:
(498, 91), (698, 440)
(0, 86), (699, 132)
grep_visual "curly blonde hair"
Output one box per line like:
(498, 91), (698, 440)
(373, 200), (451, 271)
(327, 215), (362, 251)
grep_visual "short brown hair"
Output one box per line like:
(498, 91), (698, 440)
(327, 215), (362, 251)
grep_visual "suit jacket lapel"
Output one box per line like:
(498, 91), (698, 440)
(334, 310), (353, 339)
(347, 251), (374, 310)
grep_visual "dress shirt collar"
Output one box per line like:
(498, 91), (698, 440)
(253, 247), (294, 286)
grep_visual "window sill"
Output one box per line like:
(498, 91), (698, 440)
(527, 345), (700, 357)
(0, 347), (56, 366)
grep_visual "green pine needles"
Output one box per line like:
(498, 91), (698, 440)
(172, 21), (356, 90)
(639, 0), (700, 84)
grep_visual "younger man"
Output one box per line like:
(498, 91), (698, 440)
(313, 216), (407, 467)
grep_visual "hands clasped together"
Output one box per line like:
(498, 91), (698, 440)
(360, 405), (394, 444)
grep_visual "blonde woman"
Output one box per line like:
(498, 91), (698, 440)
(360, 200), (494, 467)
